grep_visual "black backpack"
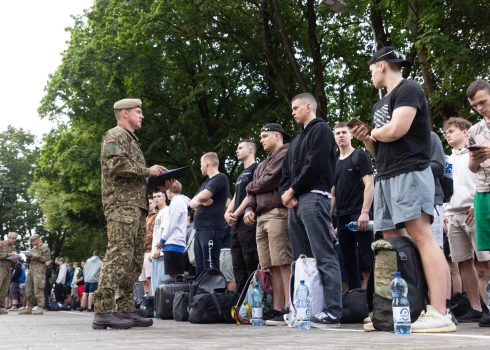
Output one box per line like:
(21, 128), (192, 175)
(367, 236), (428, 332)
(138, 295), (154, 318)
(189, 268), (227, 301)
(340, 288), (369, 324)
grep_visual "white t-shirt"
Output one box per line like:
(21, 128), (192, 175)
(152, 206), (169, 257)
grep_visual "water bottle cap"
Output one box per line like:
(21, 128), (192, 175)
(394, 272), (401, 278)
(300, 280), (305, 284)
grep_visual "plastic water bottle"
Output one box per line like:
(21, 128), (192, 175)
(444, 155), (453, 179)
(486, 280), (490, 309)
(251, 285), (264, 326)
(391, 272), (411, 334)
(346, 220), (374, 231)
(296, 280), (311, 330)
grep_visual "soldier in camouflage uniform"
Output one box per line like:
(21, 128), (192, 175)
(0, 232), (18, 315)
(19, 234), (51, 315)
(93, 98), (167, 330)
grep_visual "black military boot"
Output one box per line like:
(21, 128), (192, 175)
(92, 312), (134, 329)
(117, 312), (154, 327)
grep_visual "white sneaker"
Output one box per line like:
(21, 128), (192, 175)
(412, 305), (457, 333)
(32, 306), (38, 311)
(363, 316), (371, 324)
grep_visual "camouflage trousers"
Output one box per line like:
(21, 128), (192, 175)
(94, 206), (146, 313)
(26, 269), (46, 308)
(0, 263), (10, 307)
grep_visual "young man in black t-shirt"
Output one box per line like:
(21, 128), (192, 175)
(225, 140), (259, 292)
(332, 122), (374, 290)
(190, 152), (230, 274)
(352, 46), (455, 333)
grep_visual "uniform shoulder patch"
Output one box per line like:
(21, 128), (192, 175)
(105, 138), (116, 144)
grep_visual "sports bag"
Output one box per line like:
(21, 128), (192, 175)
(285, 255), (324, 327)
(367, 236), (428, 332)
(188, 268), (227, 301)
(138, 295), (154, 318)
(189, 292), (239, 324)
(340, 288), (369, 324)
(154, 275), (195, 319)
(231, 270), (273, 324)
(173, 291), (190, 321)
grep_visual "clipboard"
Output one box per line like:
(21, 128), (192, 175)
(147, 166), (188, 190)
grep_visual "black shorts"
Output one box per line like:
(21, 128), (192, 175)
(163, 251), (185, 275)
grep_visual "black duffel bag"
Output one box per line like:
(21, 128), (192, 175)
(188, 292), (238, 324)
(173, 291), (190, 321)
(340, 288), (369, 324)
(138, 296), (154, 318)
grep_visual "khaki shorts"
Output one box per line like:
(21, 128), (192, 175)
(219, 249), (235, 282)
(448, 213), (490, 263)
(256, 208), (293, 269)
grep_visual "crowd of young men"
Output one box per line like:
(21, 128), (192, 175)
(3, 46), (490, 334)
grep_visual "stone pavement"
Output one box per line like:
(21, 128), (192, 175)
(1, 310), (490, 350)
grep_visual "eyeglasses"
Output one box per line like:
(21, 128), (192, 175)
(375, 49), (406, 63)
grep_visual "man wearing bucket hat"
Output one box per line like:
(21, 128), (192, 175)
(19, 234), (51, 315)
(352, 46), (456, 333)
(0, 232), (18, 314)
(93, 98), (169, 330)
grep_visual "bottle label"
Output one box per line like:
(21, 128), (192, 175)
(392, 306), (411, 324)
(296, 307), (309, 320)
(445, 162), (453, 178)
(252, 307), (262, 319)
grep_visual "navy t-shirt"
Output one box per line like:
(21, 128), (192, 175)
(371, 79), (431, 180)
(232, 162), (258, 234)
(334, 150), (373, 216)
(194, 173), (230, 230)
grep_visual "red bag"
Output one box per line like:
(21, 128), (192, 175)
(256, 265), (272, 295)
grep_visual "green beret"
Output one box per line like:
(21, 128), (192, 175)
(113, 98), (142, 110)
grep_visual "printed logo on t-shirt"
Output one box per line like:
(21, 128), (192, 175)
(373, 103), (390, 128)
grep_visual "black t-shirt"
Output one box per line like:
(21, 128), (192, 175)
(334, 150), (373, 216)
(372, 79), (431, 180)
(232, 163), (258, 234)
(194, 173), (230, 230)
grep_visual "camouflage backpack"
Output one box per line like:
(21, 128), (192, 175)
(367, 236), (428, 332)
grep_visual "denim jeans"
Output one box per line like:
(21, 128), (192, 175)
(288, 193), (343, 318)
(194, 229), (224, 275)
(337, 213), (374, 290)
(151, 256), (169, 296)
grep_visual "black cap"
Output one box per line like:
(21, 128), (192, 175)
(261, 123), (291, 142)
(368, 46), (412, 67)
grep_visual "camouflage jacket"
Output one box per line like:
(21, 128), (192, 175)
(0, 241), (14, 264)
(30, 243), (51, 273)
(101, 124), (149, 215)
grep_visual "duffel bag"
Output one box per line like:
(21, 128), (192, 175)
(189, 292), (239, 324)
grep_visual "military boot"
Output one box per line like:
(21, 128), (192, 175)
(18, 307), (33, 315)
(32, 308), (44, 315)
(0, 308), (8, 315)
(92, 313), (134, 330)
(117, 312), (153, 327)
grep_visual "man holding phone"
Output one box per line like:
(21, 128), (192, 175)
(352, 47), (456, 333)
(467, 79), (490, 255)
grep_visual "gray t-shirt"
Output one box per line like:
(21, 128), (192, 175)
(466, 119), (490, 192)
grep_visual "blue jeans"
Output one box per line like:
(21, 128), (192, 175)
(337, 213), (374, 290)
(151, 256), (169, 296)
(288, 193), (342, 318)
(194, 229), (224, 275)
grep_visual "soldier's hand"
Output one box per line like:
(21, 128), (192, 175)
(32, 253), (39, 258)
(11, 251), (17, 255)
(148, 165), (166, 177)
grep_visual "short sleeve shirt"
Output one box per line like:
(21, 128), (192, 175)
(371, 79), (431, 180)
(334, 150), (373, 216)
(194, 173), (230, 230)
(466, 119), (490, 192)
(232, 162), (258, 233)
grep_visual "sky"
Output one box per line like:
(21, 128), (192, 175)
(0, 0), (94, 140)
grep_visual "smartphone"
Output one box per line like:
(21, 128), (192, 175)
(467, 145), (484, 151)
(347, 118), (371, 131)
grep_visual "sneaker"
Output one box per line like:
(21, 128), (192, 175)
(10, 305), (18, 311)
(448, 309), (458, 325)
(363, 316), (371, 324)
(78, 307), (86, 312)
(363, 322), (377, 332)
(265, 308), (288, 326)
(87, 308), (94, 312)
(310, 312), (340, 329)
(479, 314), (490, 327)
(17, 306), (25, 311)
(412, 305), (457, 333)
(456, 309), (483, 323)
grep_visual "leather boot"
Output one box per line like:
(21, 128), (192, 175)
(117, 312), (154, 327)
(92, 313), (134, 329)
(32, 308), (44, 315)
(19, 307), (33, 315)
